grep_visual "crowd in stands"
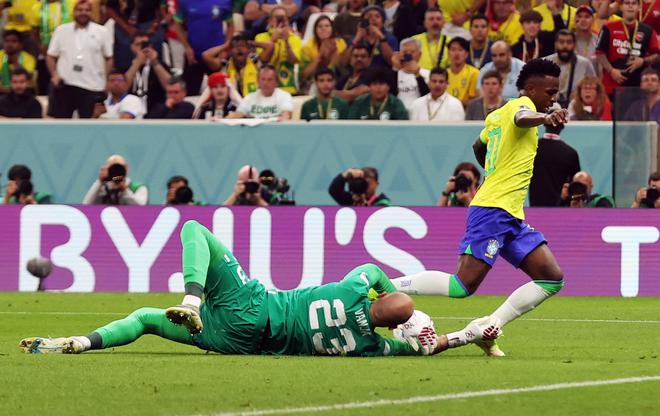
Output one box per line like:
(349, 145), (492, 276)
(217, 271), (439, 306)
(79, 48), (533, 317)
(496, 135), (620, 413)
(0, 0), (659, 121)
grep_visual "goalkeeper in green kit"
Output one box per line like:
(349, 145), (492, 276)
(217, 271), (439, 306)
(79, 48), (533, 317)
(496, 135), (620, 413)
(21, 220), (466, 357)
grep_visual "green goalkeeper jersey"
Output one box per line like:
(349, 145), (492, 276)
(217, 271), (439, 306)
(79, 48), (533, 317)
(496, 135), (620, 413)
(260, 263), (421, 356)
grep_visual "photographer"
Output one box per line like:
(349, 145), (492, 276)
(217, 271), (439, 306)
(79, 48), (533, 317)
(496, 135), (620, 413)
(166, 175), (204, 205)
(259, 169), (295, 205)
(224, 165), (270, 207)
(631, 171), (660, 208)
(3, 164), (52, 205)
(329, 167), (391, 206)
(560, 171), (614, 208)
(437, 162), (481, 207)
(83, 155), (148, 205)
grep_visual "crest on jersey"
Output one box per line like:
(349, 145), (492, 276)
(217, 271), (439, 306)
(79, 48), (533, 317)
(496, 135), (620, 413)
(485, 239), (499, 258)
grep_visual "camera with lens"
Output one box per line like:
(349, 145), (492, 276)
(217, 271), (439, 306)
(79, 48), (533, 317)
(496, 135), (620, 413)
(15, 180), (33, 197)
(243, 180), (260, 194)
(105, 163), (127, 184)
(644, 186), (659, 208)
(568, 181), (589, 205)
(347, 177), (368, 195)
(102, 163), (127, 204)
(360, 19), (370, 29)
(172, 186), (194, 205)
(402, 53), (413, 63)
(453, 174), (472, 193)
(260, 169), (295, 205)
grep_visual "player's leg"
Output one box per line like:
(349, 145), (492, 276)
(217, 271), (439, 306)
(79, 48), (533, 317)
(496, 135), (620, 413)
(20, 307), (193, 354)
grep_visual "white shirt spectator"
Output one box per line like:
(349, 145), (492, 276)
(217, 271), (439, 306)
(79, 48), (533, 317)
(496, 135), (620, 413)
(101, 94), (145, 119)
(410, 92), (465, 121)
(47, 22), (113, 92)
(237, 89), (293, 119)
(397, 69), (430, 110)
(478, 58), (525, 100)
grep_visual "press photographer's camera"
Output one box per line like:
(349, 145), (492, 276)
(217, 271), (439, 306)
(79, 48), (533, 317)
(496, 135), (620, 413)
(568, 181), (588, 205)
(102, 163), (127, 205)
(453, 174), (472, 193)
(105, 163), (126, 184)
(260, 169), (295, 205)
(644, 186), (659, 208)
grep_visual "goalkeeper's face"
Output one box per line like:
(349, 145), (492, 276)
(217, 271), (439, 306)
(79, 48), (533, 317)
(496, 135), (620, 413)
(369, 292), (414, 329)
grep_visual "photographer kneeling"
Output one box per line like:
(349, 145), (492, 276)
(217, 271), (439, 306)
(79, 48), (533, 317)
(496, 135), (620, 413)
(329, 167), (391, 206)
(224, 165), (271, 207)
(437, 162), (481, 207)
(83, 155), (149, 205)
(631, 171), (660, 208)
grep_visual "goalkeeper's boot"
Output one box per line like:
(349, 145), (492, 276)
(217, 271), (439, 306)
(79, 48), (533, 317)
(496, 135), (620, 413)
(166, 304), (203, 334)
(19, 337), (84, 354)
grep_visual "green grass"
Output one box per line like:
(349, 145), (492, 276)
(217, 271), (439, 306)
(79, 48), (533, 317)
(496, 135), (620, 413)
(1, 293), (659, 416)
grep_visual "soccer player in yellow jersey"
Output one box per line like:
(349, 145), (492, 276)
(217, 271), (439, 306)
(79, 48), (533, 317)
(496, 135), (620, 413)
(392, 59), (569, 357)
(447, 37), (479, 104)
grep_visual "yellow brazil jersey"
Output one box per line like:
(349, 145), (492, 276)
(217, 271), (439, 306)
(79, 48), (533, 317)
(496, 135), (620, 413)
(4, 0), (39, 32)
(412, 33), (451, 70)
(448, 64), (479, 104)
(255, 31), (302, 94)
(438, 0), (472, 24)
(533, 3), (577, 32)
(31, 0), (77, 43)
(300, 37), (347, 71)
(470, 96), (538, 220)
(0, 50), (37, 87)
(488, 12), (524, 46)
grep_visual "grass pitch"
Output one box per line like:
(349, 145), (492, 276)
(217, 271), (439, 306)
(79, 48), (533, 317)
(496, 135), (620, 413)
(1, 293), (659, 416)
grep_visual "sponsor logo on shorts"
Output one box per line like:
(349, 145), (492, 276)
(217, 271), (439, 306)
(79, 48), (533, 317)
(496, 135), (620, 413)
(485, 239), (499, 259)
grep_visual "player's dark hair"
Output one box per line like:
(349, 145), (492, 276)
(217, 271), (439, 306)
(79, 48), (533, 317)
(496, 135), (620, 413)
(430, 67), (448, 79)
(519, 10), (543, 23)
(515, 58), (561, 91)
(362, 166), (379, 181)
(642, 66), (659, 78)
(314, 66), (335, 80)
(2, 29), (22, 42)
(366, 67), (391, 85)
(453, 162), (481, 183)
(448, 37), (470, 52)
(167, 175), (188, 189)
(649, 170), (660, 184)
(168, 76), (187, 90)
(10, 67), (31, 80)
(481, 70), (502, 84)
(470, 13), (488, 26)
(554, 28), (576, 43)
(8, 164), (32, 181)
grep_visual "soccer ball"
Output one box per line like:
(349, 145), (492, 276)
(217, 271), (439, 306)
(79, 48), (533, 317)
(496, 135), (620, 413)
(393, 310), (437, 354)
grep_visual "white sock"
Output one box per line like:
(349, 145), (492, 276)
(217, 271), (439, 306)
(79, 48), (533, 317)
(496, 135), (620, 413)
(182, 295), (201, 308)
(391, 271), (451, 295)
(71, 336), (91, 351)
(445, 329), (473, 348)
(490, 281), (553, 327)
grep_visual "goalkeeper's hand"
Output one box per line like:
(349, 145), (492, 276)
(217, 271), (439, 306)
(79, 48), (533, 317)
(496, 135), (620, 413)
(393, 310), (439, 355)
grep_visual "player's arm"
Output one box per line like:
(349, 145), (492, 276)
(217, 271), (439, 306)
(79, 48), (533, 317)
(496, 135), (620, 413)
(339, 263), (398, 296)
(514, 108), (568, 128)
(472, 136), (487, 169)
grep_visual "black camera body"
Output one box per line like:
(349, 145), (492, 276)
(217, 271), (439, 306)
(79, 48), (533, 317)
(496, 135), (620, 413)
(260, 169), (295, 205)
(347, 177), (368, 195)
(360, 19), (370, 29)
(15, 180), (33, 197)
(453, 174), (472, 193)
(172, 186), (194, 205)
(568, 181), (589, 203)
(644, 186), (659, 208)
(402, 53), (414, 63)
(106, 163), (127, 184)
(243, 180), (260, 194)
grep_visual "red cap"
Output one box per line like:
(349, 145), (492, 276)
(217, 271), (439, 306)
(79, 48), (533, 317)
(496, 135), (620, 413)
(208, 72), (229, 88)
(576, 5), (595, 15)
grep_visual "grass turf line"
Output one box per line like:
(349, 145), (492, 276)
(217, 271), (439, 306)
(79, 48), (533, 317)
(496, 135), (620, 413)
(1, 293), (659, 416)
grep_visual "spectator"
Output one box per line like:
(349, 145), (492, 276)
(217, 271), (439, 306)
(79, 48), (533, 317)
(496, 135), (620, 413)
(0, 68), (42, 118)
(301, 15), (348, 86)
(105, 0), (164, 72)
(447, 37), (479, 105)
(202, 34), (266, 97)
(125, 32), (173, 114)
(255, 7), (302, 94)
(228, 65), (293, 120)
(301, 67), (350, 120)
(412, 8), (450, 70)
(173, 0), (234, 96)
(544, 29), (596, 108)
(534, 0), (577, 32)
(3, 164), (52, 205)
(145, 77), (195, 119)
(242, 0), (299, 37)
(328, 166), (391, 206)
(487, 0), (523, 45)
(410, 67), (465, 121)
(574, 5), (599, 70)
(605, 0), (660, 35)
(623, 67), (660, 122)
(166, 175), (203, 205)
(529, 123), (581, 207)
(0, 30), (37, 95)
(467, 14), (493, 69)
(437, 0), (474, 40)
(631, 171), (660, 208)
(223, 165), (270, 206)
(596, 0), (660, 98)
(334, 0), (366, 42)
(437, 162), (481, 207)
(512, 10), (564, 63)
(478, 40), (524, 99)
(83, 154), (149, 205)
(195, 72), (238, 119)
(46, 0), (113, 119)
(465, 70), (505, 120)
(347, 67), (408, 120)
(560, 171), (614, 208)
(392, 37), (430, 111)
(334, 44), (372, 103)
(346, 5), (398, 68)
(33, 0), (76, 94)
(95, 69), (144, 119)
(568, 76), (613, 120)
(1, 0), (40, 56)
(381, 0), (401, 34)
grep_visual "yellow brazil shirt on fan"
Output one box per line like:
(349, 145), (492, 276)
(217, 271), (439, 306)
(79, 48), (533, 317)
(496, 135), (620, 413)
(255, 30), (302, 94)
(438, 0), (473, 27)
(31, 0), (77, 45)
(488, 12), (524, 45)
(300, 37), (347, 72)
(412, 32), (451, 69)
(0, 50), (37, 88)
(470, 96), (539, 220)
(533, 3), (577, 31)
(448, 63), (479, 103)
